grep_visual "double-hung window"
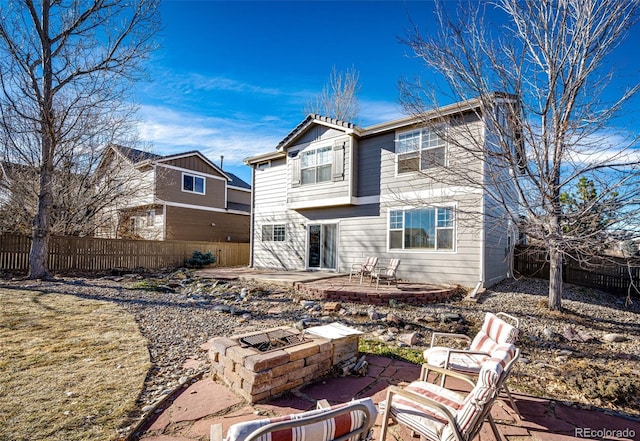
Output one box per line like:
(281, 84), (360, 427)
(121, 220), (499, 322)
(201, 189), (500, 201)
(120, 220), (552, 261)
(262, 224), (286, 242)
(396, 129), (446, 174)
(388, 207), (455, 251)
(301, 146), (332, 185)
(182, 173), (205, 194)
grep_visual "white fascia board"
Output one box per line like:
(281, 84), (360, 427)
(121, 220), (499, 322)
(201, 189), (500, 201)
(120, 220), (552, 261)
(160, 200), (250, 216)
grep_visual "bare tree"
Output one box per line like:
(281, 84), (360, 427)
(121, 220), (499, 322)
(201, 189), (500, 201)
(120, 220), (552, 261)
(0, 0), (160, 278)
(400, 0), (640, 309)
(306, 65), (361, 122)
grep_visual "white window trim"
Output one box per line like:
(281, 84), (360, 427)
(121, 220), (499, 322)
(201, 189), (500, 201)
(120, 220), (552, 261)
(262, 223), (286, 242)
(395, 128), (448, 176)
(300, 144), (333, 185)
(182, 172), (206, 195)
(386, 205), (457, 253)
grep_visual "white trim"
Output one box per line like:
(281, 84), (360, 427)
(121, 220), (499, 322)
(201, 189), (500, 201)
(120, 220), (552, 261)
(160, 200), (250, 216)
(287, 196), (351, 210)
(228, 185), (252, 193)
(156, 151), (230, 180)
(385, 204), (458, 253)
(305, 221), (340, 271)
(181, 172), (207, 195)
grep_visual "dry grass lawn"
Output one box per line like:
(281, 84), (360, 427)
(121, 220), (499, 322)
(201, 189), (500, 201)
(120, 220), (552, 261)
(0, 288), (150, 441)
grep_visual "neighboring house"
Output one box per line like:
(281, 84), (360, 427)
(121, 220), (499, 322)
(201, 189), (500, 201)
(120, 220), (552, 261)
(244, 95), (520, 288)
(97, 145), (251, 242)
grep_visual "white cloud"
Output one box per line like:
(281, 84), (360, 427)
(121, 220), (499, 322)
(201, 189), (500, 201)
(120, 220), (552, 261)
(137, 105), (286, 163)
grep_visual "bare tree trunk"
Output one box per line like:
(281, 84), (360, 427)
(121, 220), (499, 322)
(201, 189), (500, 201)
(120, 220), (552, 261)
(548, 243), (563, 310)
(28, 0), (53, 279)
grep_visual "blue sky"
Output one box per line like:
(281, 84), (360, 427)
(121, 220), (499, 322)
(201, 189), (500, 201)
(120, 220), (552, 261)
(135, 1), (640, 185)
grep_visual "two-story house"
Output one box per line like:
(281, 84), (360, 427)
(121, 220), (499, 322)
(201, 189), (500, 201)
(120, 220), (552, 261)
(97, 145), (251, 242)
(244, 95), (520, 288)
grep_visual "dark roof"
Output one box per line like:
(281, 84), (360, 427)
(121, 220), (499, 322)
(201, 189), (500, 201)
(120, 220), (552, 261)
(224, 171), (251, 190)
(113, 145), (162, 163)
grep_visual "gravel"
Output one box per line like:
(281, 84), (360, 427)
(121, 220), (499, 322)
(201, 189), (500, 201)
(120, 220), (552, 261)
(2, 271), (639, 432)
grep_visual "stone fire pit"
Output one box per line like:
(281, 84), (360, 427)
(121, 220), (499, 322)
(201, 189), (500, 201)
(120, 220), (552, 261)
(209, 323), (362, 403)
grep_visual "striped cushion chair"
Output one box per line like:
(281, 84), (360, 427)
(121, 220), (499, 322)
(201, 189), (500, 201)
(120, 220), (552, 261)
(210, 397), (377, 441)
(379, 345), (518, 441)
(422, 312), (520, 418)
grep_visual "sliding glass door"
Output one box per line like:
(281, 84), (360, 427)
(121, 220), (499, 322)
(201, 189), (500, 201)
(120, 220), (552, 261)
(307, 223), (337, 270)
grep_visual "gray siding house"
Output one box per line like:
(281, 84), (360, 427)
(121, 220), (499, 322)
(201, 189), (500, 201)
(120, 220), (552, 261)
(244, 96), (519, 288)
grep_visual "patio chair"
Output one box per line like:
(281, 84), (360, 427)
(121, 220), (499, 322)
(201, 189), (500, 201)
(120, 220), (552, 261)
(211, 397), (377, 441)
(423, 312), (521, 418)
(349, 256), (379, 284)
(379, 345), (519, 441)
(370, 259), (400, 289)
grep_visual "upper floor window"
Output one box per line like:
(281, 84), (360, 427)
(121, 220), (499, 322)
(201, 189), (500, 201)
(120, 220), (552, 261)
(182, 173), (205, 194)
(396, 129), (446, 174)
(388, 207), (455, 251)
(262, 224), (286, 242)
(301, 146), (332, 185)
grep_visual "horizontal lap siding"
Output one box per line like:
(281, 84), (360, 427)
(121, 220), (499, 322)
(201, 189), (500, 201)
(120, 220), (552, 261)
(253, 160), (306, 270)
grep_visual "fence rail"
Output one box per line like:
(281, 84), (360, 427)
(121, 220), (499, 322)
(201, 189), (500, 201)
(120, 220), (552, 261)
(0, 234), (249, 273)
(513, 245), (640, 296)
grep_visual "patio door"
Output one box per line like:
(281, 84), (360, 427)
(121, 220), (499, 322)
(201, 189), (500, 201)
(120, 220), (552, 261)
(307, 223), (338, 270)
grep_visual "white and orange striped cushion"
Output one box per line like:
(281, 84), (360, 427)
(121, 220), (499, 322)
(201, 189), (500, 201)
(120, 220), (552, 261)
(424, 312), (518, 372)
(224, 398), (376, 441)
(389, 344), (515, 441)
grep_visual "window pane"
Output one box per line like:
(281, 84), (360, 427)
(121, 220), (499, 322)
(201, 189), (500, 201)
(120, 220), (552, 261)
(317, 147), (332, 164)
(437, 207), (454, 227)
(261, 225), (273, 241)
(194, 176), (205, 193)
(183, 175), (193, 191)
(317, 164), (331, 182)
(437, 228), (453, 250)
(405, 208), (435, 249)
(301, 150), (315, 168)
(301, 168), (316, 185)
(398, 152), (419, 174)
(389, 230), (403, 249)
(273, 225), (285, 241)
(421, 147), (445, 169)
(389, 210), (403, 229)
(397, 131), (420, 154)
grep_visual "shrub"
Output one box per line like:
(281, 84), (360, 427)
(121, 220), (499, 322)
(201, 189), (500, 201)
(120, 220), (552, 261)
(186, 250), (216, 268)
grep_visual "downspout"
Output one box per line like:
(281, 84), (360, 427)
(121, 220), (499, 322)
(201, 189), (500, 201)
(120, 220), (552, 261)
(249, 163), (256, 268)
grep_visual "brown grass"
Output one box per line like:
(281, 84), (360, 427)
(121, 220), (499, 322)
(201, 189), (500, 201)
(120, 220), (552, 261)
(0, 288), (150, 441)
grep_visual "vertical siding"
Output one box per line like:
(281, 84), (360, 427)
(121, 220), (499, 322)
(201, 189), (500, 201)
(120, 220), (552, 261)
(156, 167), (226, 208)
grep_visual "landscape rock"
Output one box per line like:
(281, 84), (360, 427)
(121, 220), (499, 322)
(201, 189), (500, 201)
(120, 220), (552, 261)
(398, 332), (419, 346)
(602, 333), (627, 343)
(386, 312), (403, 325)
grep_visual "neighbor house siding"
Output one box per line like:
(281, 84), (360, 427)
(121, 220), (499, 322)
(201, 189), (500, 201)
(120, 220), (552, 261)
(156, 166), (226, 209)
(165, 205), (250, 242)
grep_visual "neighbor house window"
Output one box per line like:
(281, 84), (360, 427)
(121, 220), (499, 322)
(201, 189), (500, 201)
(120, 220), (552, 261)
(262, 224), (286, 242)
(388, 207), (455, 250)
(301, 146), (332, 185)
(182, 173), (205, 194)
(396, 129), (446, 174)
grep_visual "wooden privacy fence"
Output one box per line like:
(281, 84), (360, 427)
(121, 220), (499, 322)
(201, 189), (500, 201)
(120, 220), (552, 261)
(513, 245), (640, 296)
(0, 234), (249, 272)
